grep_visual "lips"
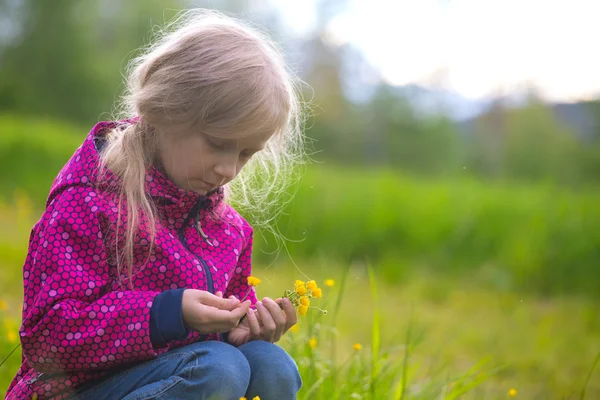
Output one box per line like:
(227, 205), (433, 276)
(200, 180), (217, 190)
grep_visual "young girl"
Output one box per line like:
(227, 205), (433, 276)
(6, 9), (306, 400)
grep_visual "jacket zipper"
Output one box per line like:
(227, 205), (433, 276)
(26, 372), (43, 385)
(177, 198), (214, 295)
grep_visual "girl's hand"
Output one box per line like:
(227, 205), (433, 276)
(181, 289), (251, 334)
(226, 296), (297, 346)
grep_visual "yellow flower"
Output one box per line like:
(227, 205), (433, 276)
(295, 280), (305, 289)
(32, 394), (38, 400)
(508, 388), (517, 397)
(7, 331), (17, 343)
(296, 285), (307, 296)
(308, 337), (317, 349)
(311, 288), (322, 298)
(253, 397), (261, 400)
(324, 279), (335, 287)
(298, 305), (308, 315)
(353, 343), (362, 351)
(240, 397), (247, 400)
(290, 324), (299, 333)
(0, 299), (7, 311)
(299, 296), (310, 306)
(306, 280), (317, 290)
(247, 276), (261, 287)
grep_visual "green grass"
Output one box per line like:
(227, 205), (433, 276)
(256, 167), (600, 298)
(0, 114), (84, 204)
(257, 262), (600, 399)
(1, 197), (599, 398)
(2, 114), (600, 297)
(1, 114), (600, 397)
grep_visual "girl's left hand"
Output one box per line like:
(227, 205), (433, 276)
(226, 296), (297, 346)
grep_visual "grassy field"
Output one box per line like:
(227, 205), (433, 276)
(1, 198), (599, 399)
(2, 114), (599, 299)
(1, 115), (599, 398)
(258, 263), (600, 399)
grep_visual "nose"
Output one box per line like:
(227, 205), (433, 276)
(213, 156), (238, 182)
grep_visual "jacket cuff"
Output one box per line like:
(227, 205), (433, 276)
(150, 288), (190, 347)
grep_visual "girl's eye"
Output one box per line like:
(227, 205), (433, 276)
(208, 139), (227, 150)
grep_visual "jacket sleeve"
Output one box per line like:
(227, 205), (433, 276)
(224, 225), (258, 306)
(19, 186), (162, 374)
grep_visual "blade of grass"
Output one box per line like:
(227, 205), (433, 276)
(328, 261), (352, 396)
(368, 263), (380, 400)
(580, 350), (600, 400)
(395, 306), (414, 400)
(302, 376), (326, 400)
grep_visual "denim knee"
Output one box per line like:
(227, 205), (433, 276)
(239, 340), (302, 399)
(185, 341), (251, 399)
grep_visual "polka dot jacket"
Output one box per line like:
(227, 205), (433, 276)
(5, 120), (257, 400)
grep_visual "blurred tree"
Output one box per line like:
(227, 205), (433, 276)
(0, 0), (102, 123)
(504, 97), (580, 182)
(0, 0), (244, 125)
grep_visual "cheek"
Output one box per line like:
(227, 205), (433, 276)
(162, 141), (209, 179)
(179, 146), (212, 174)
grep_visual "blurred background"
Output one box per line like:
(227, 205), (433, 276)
(1, 0), (599, 398)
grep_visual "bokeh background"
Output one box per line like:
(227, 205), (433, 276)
(1, 0), (599, 398)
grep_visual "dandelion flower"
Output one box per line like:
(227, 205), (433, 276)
(353, 343), (362, 351)
(239, 398), (247, 400)
(295, 280), (305, 289)
(290, 324), (299, 333)
(299, 296), (310, 306)
(0, 299), (7, 311)
(253, 397), (261, 400)
(306, 280), (317, 290)
(508, 388), (517, 397)
(298, 305), (308, 315)
(311, 288), (322, 298)
(247, 276), (261, 287)
(296, 285), (308, 296)
(308, 337), (317, 349)
(324, 279), (335, 287)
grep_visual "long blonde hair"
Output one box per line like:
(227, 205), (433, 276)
(98, 9), (307, 287)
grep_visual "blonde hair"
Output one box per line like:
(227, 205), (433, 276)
(98, 9), (307, 287)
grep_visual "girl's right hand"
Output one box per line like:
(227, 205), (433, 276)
(182, 289), (251, 334)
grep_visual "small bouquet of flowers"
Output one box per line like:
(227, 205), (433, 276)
(244, 277), (327, 316)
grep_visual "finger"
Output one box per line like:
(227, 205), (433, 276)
(279, 297), (298, 331)
(262, 297), (286, 341)
(228, 300), (252, 325)
(247, 308), (261, 339)
(202, 301), (251, 332)
(199, 291), (240, 311)
(216, 291), (223, 298)
(255, 301), (276, 342)
(197, 306), (235, 333)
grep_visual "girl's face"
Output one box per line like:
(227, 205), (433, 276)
(156, 129), (273, 195)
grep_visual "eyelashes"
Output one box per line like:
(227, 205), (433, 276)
(206, 136), (256, 159)
(208, 138), (227, 150)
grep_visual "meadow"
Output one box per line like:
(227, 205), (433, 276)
(1, 115), (599, 398)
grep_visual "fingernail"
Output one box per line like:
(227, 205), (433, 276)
(263, 297), (271, 301)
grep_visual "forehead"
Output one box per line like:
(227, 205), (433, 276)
(208, 129), (275, 149)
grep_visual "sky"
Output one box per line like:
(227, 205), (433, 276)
(269, 0), (600, 103)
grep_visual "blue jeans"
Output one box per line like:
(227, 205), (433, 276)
(70, 340), (302, 400)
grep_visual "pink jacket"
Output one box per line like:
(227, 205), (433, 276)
(5, 120), (257, 399)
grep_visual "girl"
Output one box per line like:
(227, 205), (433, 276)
(6, 9), (306, 400)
